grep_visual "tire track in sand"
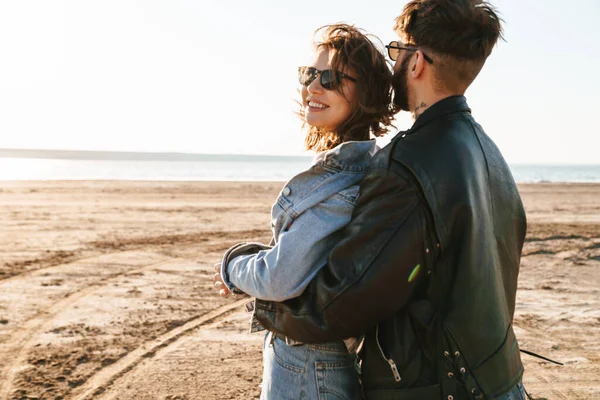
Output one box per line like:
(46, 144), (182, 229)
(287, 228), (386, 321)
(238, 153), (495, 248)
(0, 256), (187, 399)
(72, 298), (249, 400)
(516, 323), (599, 399)
(526, 369), (570, 400)
(0, 228), (269, 282)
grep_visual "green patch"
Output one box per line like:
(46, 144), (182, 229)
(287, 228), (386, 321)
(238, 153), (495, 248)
(408, 264), (421, 283)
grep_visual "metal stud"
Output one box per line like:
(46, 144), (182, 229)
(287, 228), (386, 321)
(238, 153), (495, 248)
(454, 351), (460, 357)
(447, 372), (454, 378)
(460, 367), (466, 374)
(448, 396), (454, 400)
(444, 351), (450, 357)
(426, 248), (430, 253)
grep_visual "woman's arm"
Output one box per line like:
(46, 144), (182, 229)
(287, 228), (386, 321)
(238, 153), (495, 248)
(223, 192), (355, 302)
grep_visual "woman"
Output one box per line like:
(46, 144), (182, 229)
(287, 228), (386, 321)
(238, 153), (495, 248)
(214, 24), (393, 399)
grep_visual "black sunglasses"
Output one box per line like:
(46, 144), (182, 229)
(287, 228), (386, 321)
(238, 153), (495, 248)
(385, 41), (434, 64)
(298, 66), (356, 90)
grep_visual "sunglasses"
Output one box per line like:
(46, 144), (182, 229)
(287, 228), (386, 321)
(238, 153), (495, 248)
(385, 41), (434, 64)
(298, 66), (356, 90)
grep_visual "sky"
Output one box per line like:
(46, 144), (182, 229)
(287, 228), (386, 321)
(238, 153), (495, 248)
(0, 0), (598, 164)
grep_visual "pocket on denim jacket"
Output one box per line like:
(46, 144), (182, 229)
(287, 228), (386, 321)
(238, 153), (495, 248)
(333, 185), (360, 206)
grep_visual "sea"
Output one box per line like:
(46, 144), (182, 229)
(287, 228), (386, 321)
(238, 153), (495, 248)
(0, 157), (599, 183)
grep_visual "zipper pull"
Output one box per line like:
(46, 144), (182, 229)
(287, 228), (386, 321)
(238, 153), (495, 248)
(387, 359), (402, 382)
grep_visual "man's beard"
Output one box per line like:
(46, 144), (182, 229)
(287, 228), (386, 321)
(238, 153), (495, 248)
(392, 56), (411, 112)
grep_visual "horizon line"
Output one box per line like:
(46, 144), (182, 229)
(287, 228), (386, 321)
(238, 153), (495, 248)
(0, 148), (598, 166)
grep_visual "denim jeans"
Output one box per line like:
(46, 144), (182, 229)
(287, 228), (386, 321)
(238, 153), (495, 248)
(260, 331), (362, 400)
(490, 381), (527, 400)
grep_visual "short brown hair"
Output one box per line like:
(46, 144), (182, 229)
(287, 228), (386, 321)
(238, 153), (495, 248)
(394, 0), (503, 93)
(301, 24), (394, 152)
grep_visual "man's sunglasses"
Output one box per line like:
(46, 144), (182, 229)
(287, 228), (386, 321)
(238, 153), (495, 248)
(298, 66), (356, 90)
(385, 41), (434, 64)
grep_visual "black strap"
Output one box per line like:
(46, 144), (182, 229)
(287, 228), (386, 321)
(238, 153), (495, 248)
(519, 348), (564, 365)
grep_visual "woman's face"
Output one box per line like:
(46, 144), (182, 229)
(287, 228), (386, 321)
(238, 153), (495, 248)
(302, 48), (356, 132)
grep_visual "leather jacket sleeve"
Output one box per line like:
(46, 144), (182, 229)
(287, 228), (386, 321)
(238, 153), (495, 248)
(254, 163), (435, 342)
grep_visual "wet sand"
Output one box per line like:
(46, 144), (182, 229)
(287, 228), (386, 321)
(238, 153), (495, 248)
(0, 181), (598, 399)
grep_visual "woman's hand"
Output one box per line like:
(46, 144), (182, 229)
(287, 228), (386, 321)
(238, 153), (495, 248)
(213, 262), (231, 297)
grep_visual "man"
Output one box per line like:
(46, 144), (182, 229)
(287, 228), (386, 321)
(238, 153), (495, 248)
(216, 0), (527, 398)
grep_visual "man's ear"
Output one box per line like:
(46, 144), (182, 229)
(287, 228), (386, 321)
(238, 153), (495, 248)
(410, 51), (427, 79)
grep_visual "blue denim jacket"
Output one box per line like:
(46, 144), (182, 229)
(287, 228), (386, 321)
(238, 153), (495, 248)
(221, 140), (378, 302)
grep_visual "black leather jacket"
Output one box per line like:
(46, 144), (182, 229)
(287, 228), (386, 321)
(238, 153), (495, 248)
(254, 96), (526, 400)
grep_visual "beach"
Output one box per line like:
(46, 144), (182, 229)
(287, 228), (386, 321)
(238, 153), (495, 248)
(0, 181), (598, 400)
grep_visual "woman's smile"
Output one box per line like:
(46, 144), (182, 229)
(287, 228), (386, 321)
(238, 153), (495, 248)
(307, 99), (329, 111)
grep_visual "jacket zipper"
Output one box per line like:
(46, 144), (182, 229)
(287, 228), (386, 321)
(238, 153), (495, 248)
(375, 325), (402, 382)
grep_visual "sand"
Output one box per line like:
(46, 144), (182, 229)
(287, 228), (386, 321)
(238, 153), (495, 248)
(0, 181), (598, 400)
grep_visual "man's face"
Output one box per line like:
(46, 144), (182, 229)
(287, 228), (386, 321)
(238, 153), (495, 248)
(391, 51), (412, 112)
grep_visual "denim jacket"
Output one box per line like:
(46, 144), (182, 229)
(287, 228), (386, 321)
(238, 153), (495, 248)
(221, 140), (377, 304)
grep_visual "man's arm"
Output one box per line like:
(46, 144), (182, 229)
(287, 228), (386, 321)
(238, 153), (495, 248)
(254, 164), (435, 342)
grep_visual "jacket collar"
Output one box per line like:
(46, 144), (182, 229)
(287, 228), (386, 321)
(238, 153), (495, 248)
(313, 140), (377, 172)
(402, 95), (471, 136)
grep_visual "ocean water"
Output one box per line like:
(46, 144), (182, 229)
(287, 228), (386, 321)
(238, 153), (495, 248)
(0, 158), (311, 182)
(0, 158), (598, 183)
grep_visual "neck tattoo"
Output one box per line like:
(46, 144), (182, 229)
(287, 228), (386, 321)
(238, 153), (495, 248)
(413, 102), (428, 119)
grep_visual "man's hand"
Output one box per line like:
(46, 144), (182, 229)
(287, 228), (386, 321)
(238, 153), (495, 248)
(213, 262), (231, 297)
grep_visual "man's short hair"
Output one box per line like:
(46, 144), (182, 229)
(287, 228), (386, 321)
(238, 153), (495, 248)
(394, 0), (503, 93)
